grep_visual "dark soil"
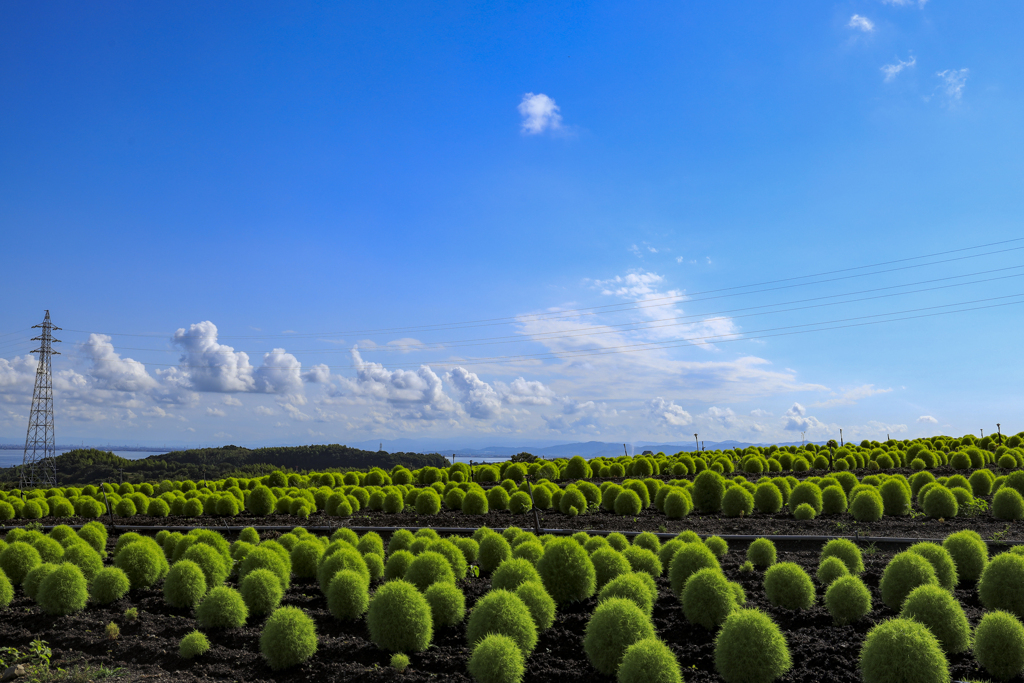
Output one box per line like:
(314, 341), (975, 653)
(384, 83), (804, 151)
(0, 535), (1005, 682)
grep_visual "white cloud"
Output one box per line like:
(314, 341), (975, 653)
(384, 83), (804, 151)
(917, 415), (938, 424)
(882, 0), (928, 7)
(337, 347), (456, 420)
(222, 396), (242, 406)
(171, 321), (256, 393)
(937, 69), (969, 100)
(848, 14), (875, 32)
(81, 334), (158, 392)
(881, 56), (916, 82)
(704, 406), (736, 427)
(647, 397), (693, 427)
(783, 402), (828, 432)
(254, 405), (275, 416)
(0, 355), (37, 389)
(518, 93), (563, 135)
(206, 407), (226, 417)
(254, 348), (303, 394)
(301, 363), (331, 384)
(545, 397), (616, 433)
(810, 384), (892, 408)
(495, 377), (556, 406)
(750, 408), (772, 417)
(446, 367), (503, 419)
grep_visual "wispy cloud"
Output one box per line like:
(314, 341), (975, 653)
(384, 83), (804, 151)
(882, 0), (928, 7)
(881, 55), (916, 82)
(848, 15), (875, 32)
(937, 69), (969, 101)
(917, 415), (938, 424)
(518, 93), (563, 135)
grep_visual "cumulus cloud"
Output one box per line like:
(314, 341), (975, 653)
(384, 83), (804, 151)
(917, 415), (938, 424)
(337, 347), (456, 419)
(647, 397), (693, 427)
(704, 406), (737, 427)
(446, 367), (503, 419)
(0, 355), (37, 389)
(81, 335), (159, 392)
(495, 377), (556, 406)
(172, 321), (256, 392)
(302, 363), (331, 384)
(881, 55), (915, 82)
(254, 405), (275, 416)
(254, 348), (303, 394)
(848, 14), (874, 32)
(783, 402), (827, 432)
(518, 93), (563, 134)
(206, 407), (226, 417)
(937, 69), (969, 100)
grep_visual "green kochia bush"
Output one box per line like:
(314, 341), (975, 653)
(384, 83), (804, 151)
(942, 530), (988, 585)
(618, 638), (683, 683)
(260, 607), (319, 670)
(179, 630), (210, 659)
(906, 542), (958, 591)
(754, 482), (783, 514)
(714, 609), (792, 683)
(367, 580), (433, 653)
(859, 618), (949, 683)
(850, 489), (884, 522)
(583, 597), (655, 676)
(974, 610), (1024, 681)
(38, 562), (89, 616)
(405, 551), (456, 591)
(114, 540), (168, 589)
(240, 568), (284, 617)
(478, 534), (512, 574)
(682, 568), (738, 630)
(467, 589), (537, 655)
(384, 550), (415, 581)
(747, 538), (777, 569)
(788, 482), (823, 515)
(196, 586), (248, 629)
(0, 569), (12, 608)
(0, 542), (42, 584)
(537, 538), (596, 605)
(825, 575), (872, 625)
(880, 552), (939, 611)
(979, 552), (1024, 619)
(591, 548), (632, 589)
(764, 562), (815, 610)
(899, 584), (971, 654)
(424, 582), (465, 627)
(669, 542), (720, 596)
(816, 557), (849, 586)
(327, 569), (369, 621)
(181, 543), (229, 589)
(600, 572), (656, 615)
(467, 634), (525, 683)
(164, 560), (208, 609)
(90, 567), (130, 605)
(315, 547), (366, 593)
(692, 470), (726, 513)
(923, 486), (958, 519)
(491, 558), (542, 592)
(994, 487), (1024, 521)
(23, 563), (56, 602)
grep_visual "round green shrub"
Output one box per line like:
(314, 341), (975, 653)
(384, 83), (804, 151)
(62, 544), (102, 583)
(179, 630), (210, 659)
(664, 490), (692, 519)
(618, 638), (682, 683)
(537, 538), (596, 604)
(240, 568), (284, 616)
(692, 470), (726, 513)
(821, 486), (848, 515)
(880, 552), (939, 611)
(0, 569), (11, 608)
(705, 535), (728, 558)
(764, 562), (815, 610)
(793, 502), (816, 520)
(424, 581), (465, 627)
(753, 482), (783, 514)
(682, 567), (737, 629)
(315, 547), (365, 593)
(492, 558), (542, 592)
(196, 586), (248, 629)
(114, 540), (167, 589)
(722, 486), (754, 517)
(907, 542), (958, 591)
(974, 610), (1024, 681)
(825, 575), (871, 625)
(508, 491), (532, 515)
(850, 489), (884, 522)
(467, 633), (525, 683)
(942, 530), (987, 585)
(747, 538), (776, 569)
(37, 562), (88, 616)
(181, 543), (228, 589)
(859, 618), (948, 683)
(611, 489), (641, 516)
(388, 529), (415, 554)
(817, 556), (849, 586)
(23, 563), (56, 602)
(621, 546), (662, 578)
(405, 551), (456, 591)
(669, 542), (720, 596)
(479, 534), (512, 574)
(583, 597), (655, 676)
(90, 567), (130, 605)
(994, 487), (1024, 521)
(714, 608), (792, 683)
(788, 482), (822, 515)
(600, 571), (655, 615)
(900, 584), (970, 654)
(364, 552), (384, 581)
(260, 606), (318, 670)
(384, 549), (414, 581)
(367, 579), (433, 653)
(327, 569), (369, 620)
(164, 560), (207, 609)
(515, 581), (555, 631)
(0, 542), (42, 584)
(241, 546), (292, 593)
(290, 540), (325, 579)
(415, 488), (442, 515)
(466, 588), (537, 656)
(591, 548), (631, 588)
(31, 536), (64, 564)
(820, 538), (864, 575)
(979, 552), (1024, 619)
(879, 479), (911, 517)
(923, 486), (958, 519)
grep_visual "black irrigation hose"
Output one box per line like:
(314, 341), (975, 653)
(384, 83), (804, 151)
(16, 523), (1024, 546)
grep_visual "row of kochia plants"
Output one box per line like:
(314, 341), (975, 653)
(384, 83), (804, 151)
(3, 520), (1024, 682)
(6, 460), (1024, 524)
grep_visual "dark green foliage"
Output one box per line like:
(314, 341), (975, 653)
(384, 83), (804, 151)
(424, 581), (465, 626)
(825, 575), (872, 625)
(859, 618), (948, 683)
(657, 540), (684, 573)
(722, 486), (754, 517)
(384, 549), (414, 581)
(367, 580), (433, 653)
(38, 562), (88, 616)
(664, 489), (692, 518)
(754, 482), (783, 514)
(479, 534), (512, 573)
(0, 542), (42, 584)
(466, 589), (538, 655)
(607, 532), (630, 551)
(714, 609), (792, 683)
(942, 530), (987, 585)
(879, 479), (911, 516)
(164, 560), (208, 609)
(405, 551), (456, 591)
(880, 552), (939, 611)
(467, 634), (525, 683)
(974, 610), (1024, 681)
(77, 522), (107, 553)
(682, 568), (737, 629)
(583, 597), (655, 675)
(515, 581), (556, 631)
(31, 536), (64, 564)
(388, 529), (415, 554)
(621, 546), (662, 578)
(537, 538), (596, 604)
(90, 567), (130, 605)
(669, 542), (720, 596)
(600, 571), (655, 615)
(907, 542), (958, 591)
(179, 630), (210, 659)
(363, 552), (384, 582)
(900, 584), (971, 654)
(994, 487), (1024, 520)
(290, 540), (325, 579)
(747, 538), (776, 569)
(492, 558), (542, 592)
(240, 568), (284, 616)
(816, 557), (849, 586)
(923, 486), (958, 519)
(979, 552), (1024, 619)
(617, 638), (682, 683)
(692, 470), (726, 513)
(613, 489), (642, 516)
(821, 486), (848, 515)
(820, 538), (864, 575)
(850, 489), (884, 522)
(327, 569), (369, 620)
(764, 562), (815, 610)
(260, 606), (319, 670)
(591, 548), (632, 588)
(196, 586), (248, 629)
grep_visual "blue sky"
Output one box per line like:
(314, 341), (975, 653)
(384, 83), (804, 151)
(2, 1), (1022, 449)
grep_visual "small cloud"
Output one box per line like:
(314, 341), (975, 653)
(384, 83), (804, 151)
(206, 407), (226, 417)
(848, 14), (875, 32)
(282, 330), (297, 334)
(705, 256), (712, 264)
(647, 246), (658, 253)
(882, 0), (928, 7)
(750, 408), (772, 417)
(254, 405), (275, 416)
(675, 256), (684, 263)
(882, 55), (915, 82)
(937, 69), (969, 101)
(629, 244), (643, 258)
(222, 396), (242, 406)
(518, 93), (563, 135)
(917, 415), (938, 424)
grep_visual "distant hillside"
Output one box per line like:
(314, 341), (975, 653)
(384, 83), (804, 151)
(2, 444), (449, 487)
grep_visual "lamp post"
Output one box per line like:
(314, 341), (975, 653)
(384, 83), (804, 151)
(694, 434), (699, 452)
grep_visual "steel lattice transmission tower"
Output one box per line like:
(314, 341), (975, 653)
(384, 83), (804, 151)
(21, 310), (61, 489)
